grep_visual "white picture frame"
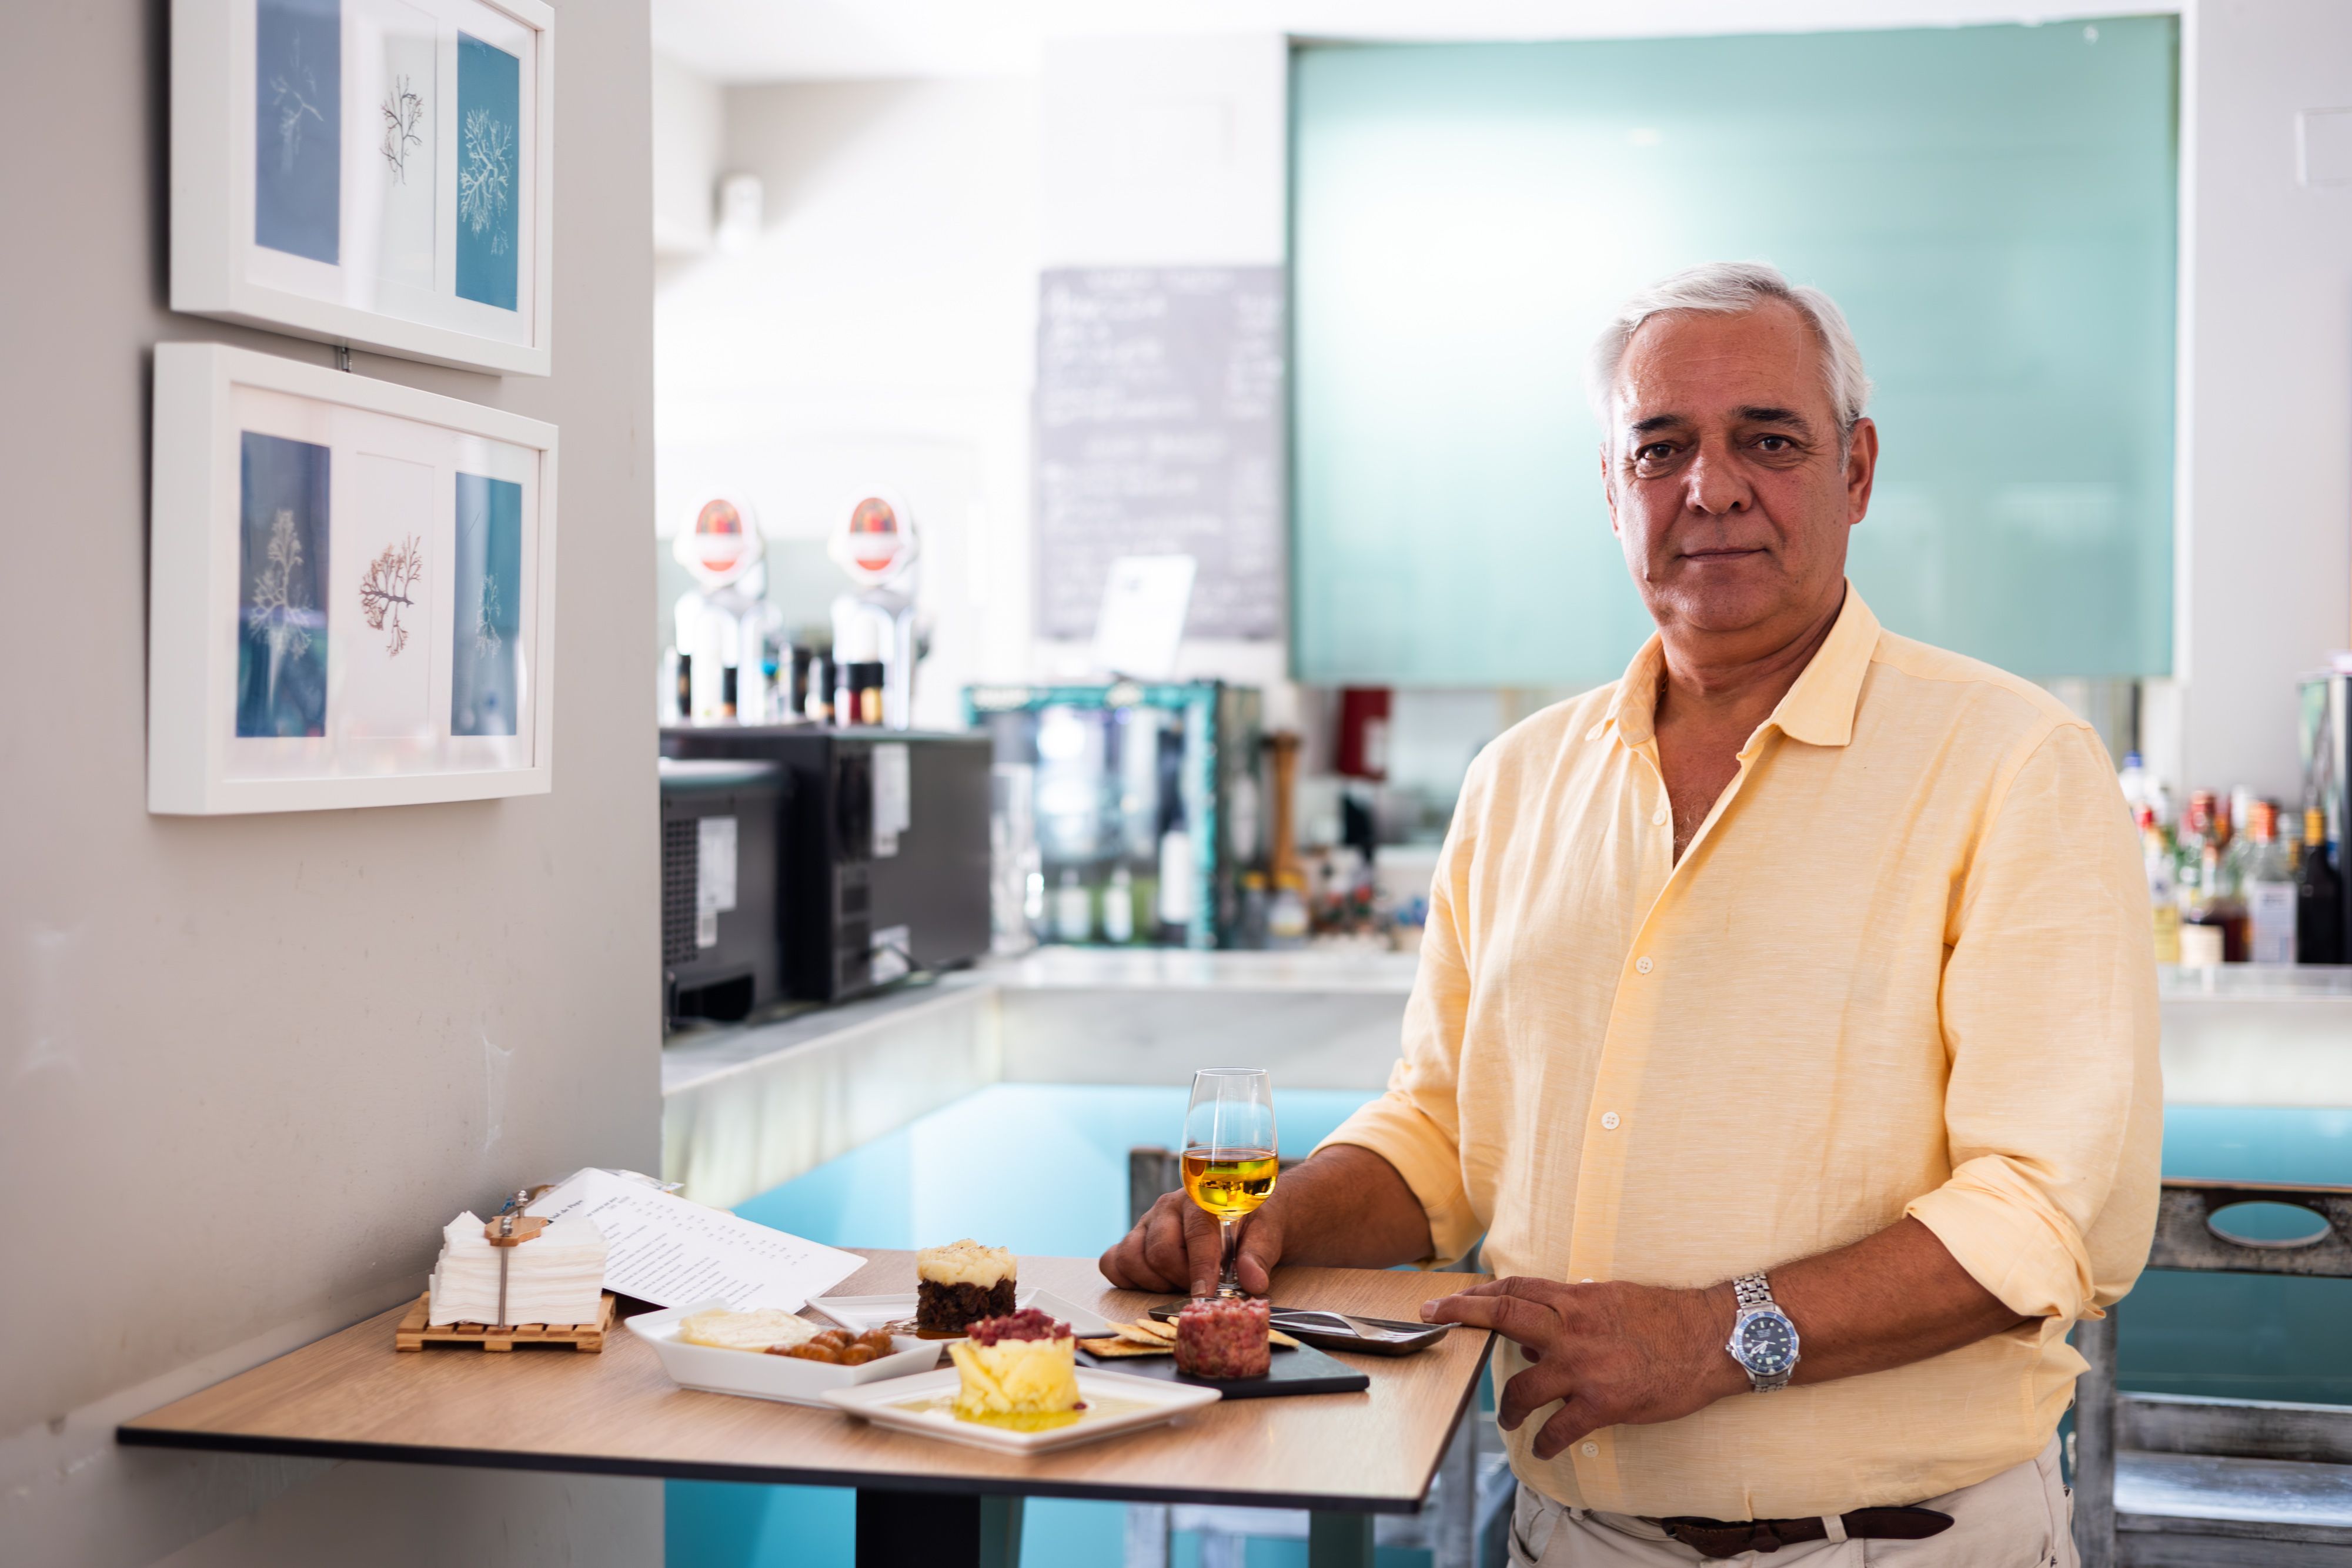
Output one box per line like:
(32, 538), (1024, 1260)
(172, 0), (556, 376)
(150, 343), (559, 813)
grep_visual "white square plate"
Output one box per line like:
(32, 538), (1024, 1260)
(821, 1366), (1220, 1455)
(628, 1299), (943, 1407)
(803, 1289), (1113, 1342)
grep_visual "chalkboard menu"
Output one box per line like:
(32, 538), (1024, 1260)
(1034, 267), (1286, 641)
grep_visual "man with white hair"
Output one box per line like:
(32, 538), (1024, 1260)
(1105, 262), (2160, 1563)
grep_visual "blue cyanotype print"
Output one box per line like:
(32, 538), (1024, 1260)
(450, 473), (522, 737)
(237, 432), (332, 738)
(453, 33), (520, 310)
(253, 0), (341, 263)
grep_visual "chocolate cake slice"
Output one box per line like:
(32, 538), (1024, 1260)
(916, 1240), (1017, 1333)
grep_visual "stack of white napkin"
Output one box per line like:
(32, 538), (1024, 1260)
(428, 1212), (609, 1326)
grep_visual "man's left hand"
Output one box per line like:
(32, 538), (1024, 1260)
(1421, 1277), (1749, 1459)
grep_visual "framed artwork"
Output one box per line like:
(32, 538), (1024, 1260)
(150, 343), (559, 813)
(172, 0), (555, 376)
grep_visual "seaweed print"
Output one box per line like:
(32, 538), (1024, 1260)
(246, 509), (313, 712)
(268, 39), (327, 173)
(358, 534), (423, 656)
(380, 76), (425, 182)
(459, 108), (513, 254)
(474, 571), (503, 660)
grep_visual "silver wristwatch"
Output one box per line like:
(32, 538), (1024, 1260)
(1726, 1273), (1800, 1392)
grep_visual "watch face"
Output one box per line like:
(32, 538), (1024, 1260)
(1738, 1312), (1798, 1376)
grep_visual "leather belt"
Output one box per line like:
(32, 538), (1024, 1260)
(1647, 1506), (1953, 1559)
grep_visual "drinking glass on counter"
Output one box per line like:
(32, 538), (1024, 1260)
(1182, 1068), (1278, 1299)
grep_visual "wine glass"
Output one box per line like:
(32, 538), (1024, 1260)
(1182, 1068), (1278, 1299)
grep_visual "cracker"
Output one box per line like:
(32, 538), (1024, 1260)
(1268, 1328), (1302, 1349)
(1114, 1320), (1173, 1346)
(1125, 1317), (1177, 1341)
(1081, 1338), (1171, 1358)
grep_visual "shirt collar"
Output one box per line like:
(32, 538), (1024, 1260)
(1598, 582), (1880, 751)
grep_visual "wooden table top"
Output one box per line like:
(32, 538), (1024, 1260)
(120, 1253), (1495, 1513)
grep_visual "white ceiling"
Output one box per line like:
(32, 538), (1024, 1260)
(650, 0), (2170, 84)
(650, 0), (1051, 82)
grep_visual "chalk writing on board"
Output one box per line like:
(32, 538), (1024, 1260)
(1034, 267), (1285, 641)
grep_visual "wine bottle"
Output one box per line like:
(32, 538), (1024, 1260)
(2298, 808), (2344, 965)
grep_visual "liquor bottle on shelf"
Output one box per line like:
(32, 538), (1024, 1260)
(1102, 864), (1136, 944)
(2139, 806), (2180, 965)
(2177, 791), (2216, 862)
(1266, 873), (1309, 950)
(1051, 868), (1094, 944)
(2117, 753), (2173, 831)
(2173, 792), (2213, 937)
(2298, 808), (2345, 965)
(2227, 788), (2256, 853)
(2241, 802), (2297, 965)
(2181, 841), (2249, 965)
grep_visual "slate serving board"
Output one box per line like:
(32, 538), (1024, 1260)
(1145, 1303), (1449, 1357)
(1074, 1340), (1370, 1399)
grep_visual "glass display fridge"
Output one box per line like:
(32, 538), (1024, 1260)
(965, 681), (1264, 950)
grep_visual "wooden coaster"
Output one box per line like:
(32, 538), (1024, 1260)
(394, 1291), (616, 1353)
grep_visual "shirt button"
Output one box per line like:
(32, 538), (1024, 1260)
(1581, 1442), (1599, 1457)
(1652, 808), (1668, 825)
(1635, 956), (1653, 974)
(1601, 1111), (1621, 1130)
(1581, 1278), (1594, 1284)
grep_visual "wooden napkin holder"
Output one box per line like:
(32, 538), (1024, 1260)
(396, 1211), (611, 1352)
(394, 1291), (616, 1353)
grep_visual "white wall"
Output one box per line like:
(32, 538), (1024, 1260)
(655, 78), (1041, 729)
(2177, 0), (2352, 800)
(0, 4), (662, 1564)
(653, 51), (724, 256)
(1038, 34), (1288, 269)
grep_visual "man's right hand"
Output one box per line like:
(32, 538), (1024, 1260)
(1098, 1189), (1286, 1298)
(1097, 1144), (1435, 1296)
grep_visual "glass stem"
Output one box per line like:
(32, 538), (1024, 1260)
(1218, 1216), (1242, 1298)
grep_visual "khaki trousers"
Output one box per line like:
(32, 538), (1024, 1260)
(1508, 1439), (2077, 1568)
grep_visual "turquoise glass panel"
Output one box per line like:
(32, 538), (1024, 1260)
(1291, 22), (2177, 686)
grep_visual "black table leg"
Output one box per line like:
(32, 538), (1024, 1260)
(854, 1489), (1024, 1568)
(1308, 1511), (1375, 1568)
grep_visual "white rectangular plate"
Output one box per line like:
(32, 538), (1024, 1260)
(628, 1298), (943, 1408)
(821, 1367), (1220, 1455)
(804, 1289), (1112, 1342)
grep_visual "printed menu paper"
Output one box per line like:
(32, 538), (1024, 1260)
(526, 1168), (864, 1311)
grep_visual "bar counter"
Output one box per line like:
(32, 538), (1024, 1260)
(662, 949), (2352, 1209)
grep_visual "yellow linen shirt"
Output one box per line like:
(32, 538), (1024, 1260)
(1322, 587), (2161, 1520)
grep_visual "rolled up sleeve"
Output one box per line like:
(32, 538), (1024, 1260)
(1905, 721), (2164, 1322)
(1317, 760), (1486, 1266)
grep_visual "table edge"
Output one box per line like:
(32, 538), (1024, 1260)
(112, 1420), (1441, 1513)
(112, 1258), (1498, 1514)
(1414, 1326), (1498, 1506)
